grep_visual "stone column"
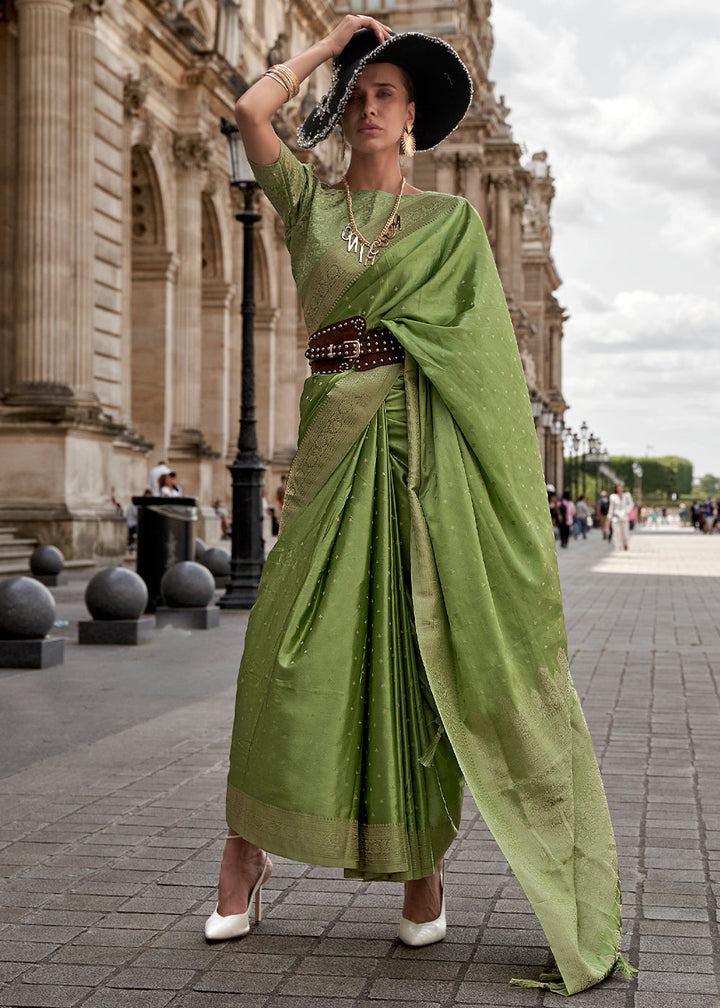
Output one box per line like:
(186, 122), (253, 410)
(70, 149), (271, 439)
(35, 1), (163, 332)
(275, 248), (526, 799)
(171, 132), (209, 452)
(69, 0), (102, 407)
(0, 0), (18, 392)
(131, 249), (179, 457)
(201, 277), (234, 481)
(434, 152), (455, 196)
(461, 153), (484, 220)
(510, 191), (525, 302)
(12, 0), (73, 405)
(123, 72), (151, 427)
(493, 174), (513, 291)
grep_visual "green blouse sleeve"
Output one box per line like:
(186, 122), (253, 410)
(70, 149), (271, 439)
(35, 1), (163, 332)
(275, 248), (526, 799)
(249, 139), (319, 234)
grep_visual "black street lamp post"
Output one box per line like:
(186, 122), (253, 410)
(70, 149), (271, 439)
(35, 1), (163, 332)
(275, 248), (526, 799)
(588, 433), (598, 499)
(540, 406), (554, 484)
(219, 118), (266, 609)
(562, 427), (570, 500)
(552, 414), (563, 493)
(580, 420), (588, 498)
(563, 426), (575, 500)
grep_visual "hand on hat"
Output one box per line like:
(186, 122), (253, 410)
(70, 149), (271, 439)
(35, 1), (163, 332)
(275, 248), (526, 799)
(322, 15), (392, 59)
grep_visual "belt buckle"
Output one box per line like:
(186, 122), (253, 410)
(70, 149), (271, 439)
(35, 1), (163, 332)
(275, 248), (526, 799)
(339, 340), (362, 359)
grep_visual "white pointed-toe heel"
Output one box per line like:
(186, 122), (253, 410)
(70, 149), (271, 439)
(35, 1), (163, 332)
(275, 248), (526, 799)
(398, 863), (446, 947)
(204, 852), (268, 942)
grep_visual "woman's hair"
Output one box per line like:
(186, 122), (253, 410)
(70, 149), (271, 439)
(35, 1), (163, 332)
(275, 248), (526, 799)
(397, 65), (415, 102)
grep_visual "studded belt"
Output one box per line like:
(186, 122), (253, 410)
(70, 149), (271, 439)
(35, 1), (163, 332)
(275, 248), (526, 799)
(305, 315), (404, 375)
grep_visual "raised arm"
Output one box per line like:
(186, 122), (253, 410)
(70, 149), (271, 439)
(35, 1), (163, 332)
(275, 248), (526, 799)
(234, 15), (392, 165)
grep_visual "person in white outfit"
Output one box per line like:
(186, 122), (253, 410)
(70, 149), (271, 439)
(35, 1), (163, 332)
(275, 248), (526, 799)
(607, 482), (634, 551)
(146, 461), (171, 496)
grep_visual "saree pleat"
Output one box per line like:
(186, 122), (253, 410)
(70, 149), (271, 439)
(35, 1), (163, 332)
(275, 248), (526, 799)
(227, 368), (464, 881)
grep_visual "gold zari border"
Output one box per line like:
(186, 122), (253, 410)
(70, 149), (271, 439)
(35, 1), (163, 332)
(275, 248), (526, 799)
(226, 782), (457, 881)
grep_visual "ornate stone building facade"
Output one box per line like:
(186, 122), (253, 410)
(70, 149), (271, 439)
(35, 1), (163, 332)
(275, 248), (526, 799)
(0, 0), (566, 558)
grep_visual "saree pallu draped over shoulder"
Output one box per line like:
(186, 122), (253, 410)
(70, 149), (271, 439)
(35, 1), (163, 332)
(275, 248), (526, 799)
(227, 146), (630, 995)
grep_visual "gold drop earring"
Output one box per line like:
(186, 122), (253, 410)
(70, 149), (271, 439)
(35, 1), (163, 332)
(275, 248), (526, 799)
(401, 125), (415, 158)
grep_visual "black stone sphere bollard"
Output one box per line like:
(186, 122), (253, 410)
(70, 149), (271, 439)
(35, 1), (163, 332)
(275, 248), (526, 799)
(78, 567), (153, 645)
(200, 546), (231, 588)
(30, 544), (68, 586)
(156, 561), (220, 629)
(0, 575), (65, 668)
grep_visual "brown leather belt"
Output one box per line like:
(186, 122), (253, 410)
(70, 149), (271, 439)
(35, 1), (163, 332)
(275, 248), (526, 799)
(305, 315), (404, 375)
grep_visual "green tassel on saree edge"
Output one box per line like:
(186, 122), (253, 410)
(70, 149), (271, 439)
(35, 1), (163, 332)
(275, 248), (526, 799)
(510, 955), (637, 996)
(614, 954), (638, 979)
(418, 725), (444, 767)
(510, 970), (565, 994)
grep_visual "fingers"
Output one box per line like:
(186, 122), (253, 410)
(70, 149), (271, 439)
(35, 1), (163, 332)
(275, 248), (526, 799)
(348, 13), (393, 43)
(324, 15), (393, 57)
(363, 15), (393, 42)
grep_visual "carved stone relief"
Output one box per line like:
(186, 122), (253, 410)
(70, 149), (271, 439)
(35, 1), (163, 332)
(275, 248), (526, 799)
(267, 32), (288, 67)
(173, 132), (211, 171)
(123, 74), (148, 118)
(70, 0), (104, 25)
(127, 28), (151, 55)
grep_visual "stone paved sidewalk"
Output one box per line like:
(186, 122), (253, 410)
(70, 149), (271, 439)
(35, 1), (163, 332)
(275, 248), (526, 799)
(0, 526), (718, 1008)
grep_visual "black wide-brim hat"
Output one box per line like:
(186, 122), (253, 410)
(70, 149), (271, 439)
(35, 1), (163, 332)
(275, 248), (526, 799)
(297, 29), (473, 152)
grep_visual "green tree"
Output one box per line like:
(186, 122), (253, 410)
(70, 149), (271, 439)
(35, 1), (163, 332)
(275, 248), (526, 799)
(607, 456), (693, 496)
(695, 474), (720, 498)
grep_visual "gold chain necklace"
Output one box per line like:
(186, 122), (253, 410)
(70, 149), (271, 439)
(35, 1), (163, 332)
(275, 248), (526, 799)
(340, 176), (405, 267)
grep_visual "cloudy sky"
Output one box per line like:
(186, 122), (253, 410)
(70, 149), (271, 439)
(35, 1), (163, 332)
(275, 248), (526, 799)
(490, 0), (720, 480)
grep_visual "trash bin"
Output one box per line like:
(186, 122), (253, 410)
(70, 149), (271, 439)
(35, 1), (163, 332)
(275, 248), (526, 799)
(133, 496), (198, 610)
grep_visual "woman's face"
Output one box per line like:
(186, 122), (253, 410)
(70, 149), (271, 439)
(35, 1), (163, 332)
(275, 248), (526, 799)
(342, 63), (415, 155)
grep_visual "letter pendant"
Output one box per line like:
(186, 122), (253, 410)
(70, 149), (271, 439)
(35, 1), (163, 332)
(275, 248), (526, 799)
(341, 224), (369, 265)
(366, 240), (381, 266)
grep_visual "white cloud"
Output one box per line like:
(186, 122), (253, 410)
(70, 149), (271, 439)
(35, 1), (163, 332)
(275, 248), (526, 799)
(567, 289), (720, 351)
(661, 199), (720, 258)
(618, 0), (720, 17)
(562, 289), (720, 471)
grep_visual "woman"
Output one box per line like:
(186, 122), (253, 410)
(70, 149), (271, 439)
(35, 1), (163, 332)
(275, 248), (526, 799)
(206, 16), (633, 995)
(558, 489), (576, 548)
(608, 482), (634, 551)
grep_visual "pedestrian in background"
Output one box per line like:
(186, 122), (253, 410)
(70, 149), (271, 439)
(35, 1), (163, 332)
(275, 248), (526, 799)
(126, 499), (138, 550)
(548, 491), (560, 537)
(608, 481), (634, 552)
(159, 472), (181, 497)
(214, 499), (231, 538)
(146, 460), (171, 496)
(574, 493), (589, 539)
(275, 474), (287, 510)
(596, 490), (610, 540)
(558, 489), (575, 548)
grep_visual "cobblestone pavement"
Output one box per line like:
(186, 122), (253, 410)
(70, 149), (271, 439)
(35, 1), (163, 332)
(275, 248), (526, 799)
(0, 526), (718, 1008)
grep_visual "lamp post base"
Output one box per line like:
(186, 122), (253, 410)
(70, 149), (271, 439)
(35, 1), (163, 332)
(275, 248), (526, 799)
(218, 453), (266, 610)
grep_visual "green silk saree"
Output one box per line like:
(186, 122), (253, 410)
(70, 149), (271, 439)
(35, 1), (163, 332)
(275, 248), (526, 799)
(226, 142), (629, 994)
